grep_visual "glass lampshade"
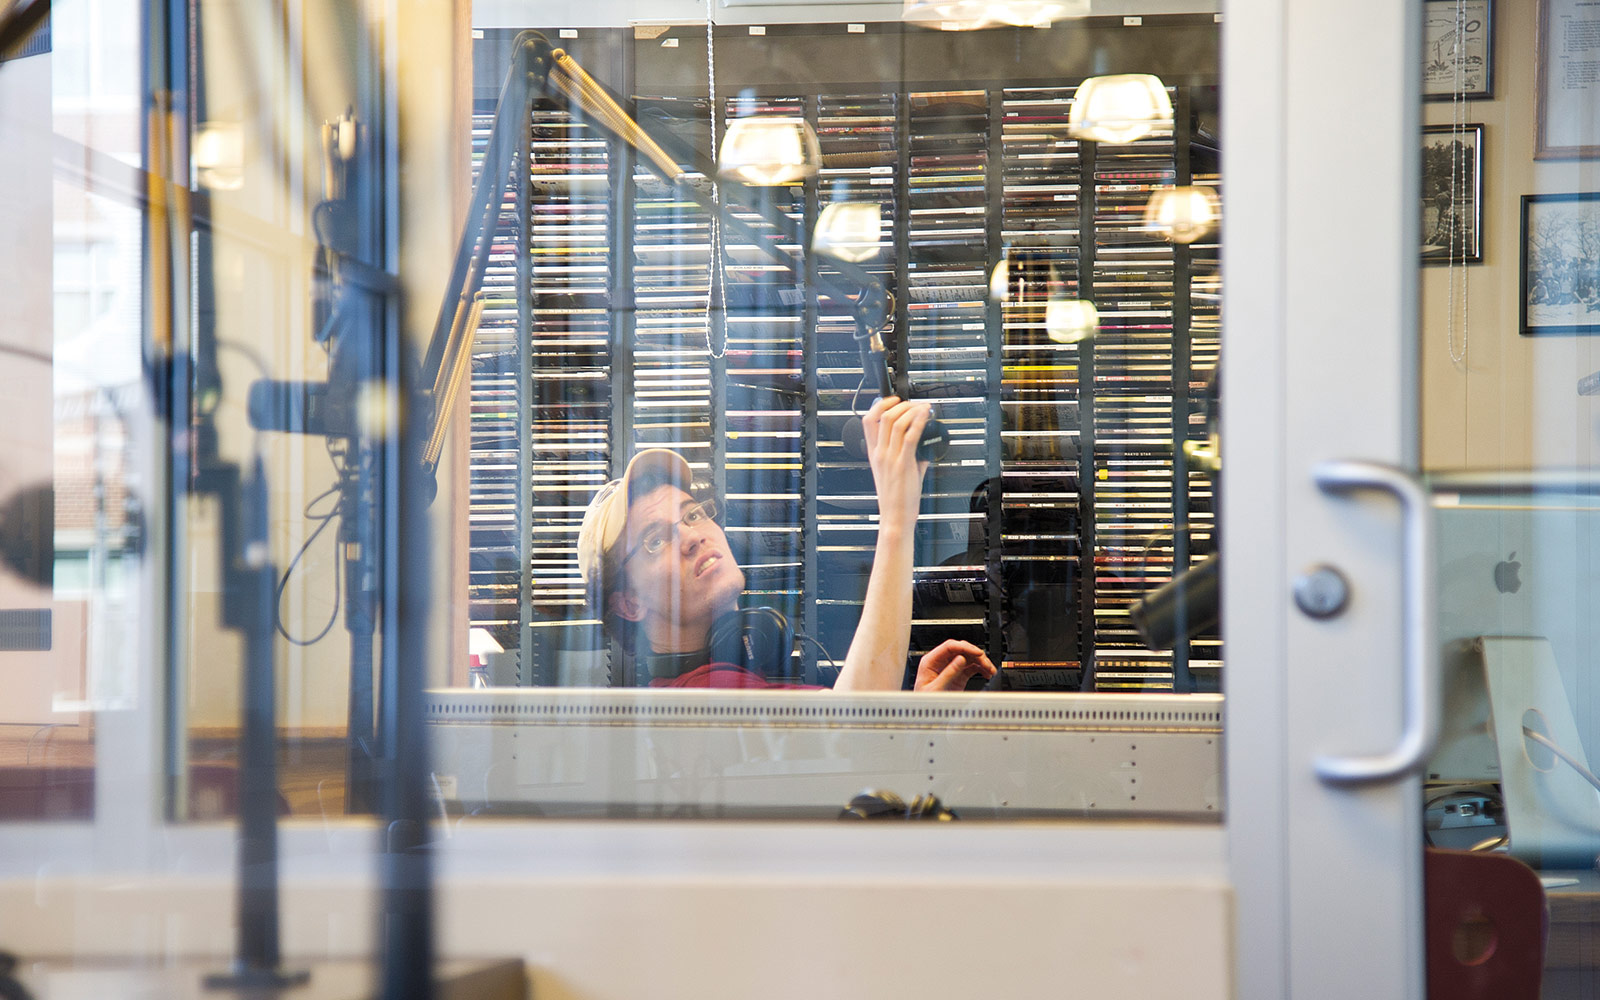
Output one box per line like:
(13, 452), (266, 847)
(1045, 298), (1099, 344)
(717, 117), (823, 186)
(989, 255), (1010, 300)
(1067, 74), (1173, 144)
(195, 121), (245, 191)
(902, 0), (1089, 29)
(1143, 185), (1221, 244)
(813, 202), (883, 263)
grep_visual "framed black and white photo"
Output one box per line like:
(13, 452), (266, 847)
(1421, 124), (1483, 265)
(1423, 0), (1493, 101)
(1520, 193), (1600, 334)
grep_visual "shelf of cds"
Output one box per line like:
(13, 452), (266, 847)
(467, 23), (1221, 692)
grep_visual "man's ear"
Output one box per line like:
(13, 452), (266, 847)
(609, 590), (646, 623)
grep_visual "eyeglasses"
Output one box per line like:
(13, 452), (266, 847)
(620, 498), (720, 568)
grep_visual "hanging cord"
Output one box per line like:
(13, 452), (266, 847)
(1446, 0), (1471, 368)
(275, 476), (344, 646)
(705, 18), (727, 359)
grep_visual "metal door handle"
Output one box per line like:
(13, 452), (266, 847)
(1309, 461), (1438, 785)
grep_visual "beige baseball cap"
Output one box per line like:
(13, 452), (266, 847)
(576, 448), (696, 598)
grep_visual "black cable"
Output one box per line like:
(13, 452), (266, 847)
(849, 369), (869, 419)
(795, 630), (837, 669)
(274, 483), (344, 646)
(215, 339), (270, 378)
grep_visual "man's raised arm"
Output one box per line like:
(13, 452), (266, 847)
(832, 397), (993, 692)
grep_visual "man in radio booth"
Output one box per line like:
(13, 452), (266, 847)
(577, 396), (997, 691)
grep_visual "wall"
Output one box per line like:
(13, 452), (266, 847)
(0, 823), (1232, 1000)
(0, 50), (90, 733)
(1421, 0), (1600, 469)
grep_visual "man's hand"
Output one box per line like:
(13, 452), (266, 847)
(860, 395), (930, 532)
(913, 639), (997, 691)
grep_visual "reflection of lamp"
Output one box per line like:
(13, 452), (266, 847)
(1045, 298), (1099, 343)
(1144, 185), (1220, 244)
(902, 0), (1088, 29)
(195, 121), (245, 190)
(717, 117), (822, 186)
(812, 202), (883, 263)
(1068, 74), (1172, 143)
(989, 255), (1010, 300)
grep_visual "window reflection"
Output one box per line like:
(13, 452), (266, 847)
(465, 22), (1222, 697)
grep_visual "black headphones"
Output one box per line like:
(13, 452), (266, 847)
(839, 790), (958, 821)
(638, 606), (794, 682)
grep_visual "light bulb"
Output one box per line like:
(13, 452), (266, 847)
(813, 202), (883, 263)
(902, 0), (1088, 29)
(194, 121), (244, 191)
(989, 255), (1010, 300)
(717, 117), (822, 186)
(1045, 298), (1099, 343)
(1067, 74), (1173, 144)
(1143, 185), (1220, 244)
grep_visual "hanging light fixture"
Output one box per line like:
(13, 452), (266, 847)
(194, 121), (245, 191)
(1143, 185), (1221, 244)
(812, 202), (883, 263)
(717, 117), (822, 186)
(1067, 74), (1173, 144)
(902, 0), (1088, 30)
(1045, 298), (1099, 344)
(989, 254), (1011, 300)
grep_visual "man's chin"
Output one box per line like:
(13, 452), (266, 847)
(708, 567), (746, 611)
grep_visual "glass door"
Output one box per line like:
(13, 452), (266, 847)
(1233, 0), (1600, 994)
(1224, 0), (1427, 996)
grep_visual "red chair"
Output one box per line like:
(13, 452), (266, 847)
(1426, 847), (1547, 999)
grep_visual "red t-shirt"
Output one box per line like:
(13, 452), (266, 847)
(648, 661), (823, 690)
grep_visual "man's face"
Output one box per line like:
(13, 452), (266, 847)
(612, 483), (744, 644)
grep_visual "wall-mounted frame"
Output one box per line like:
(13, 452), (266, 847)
(1537, 0), (1600, 158)
(1423, 0), (1492, 101)
(1520, 192), (1600, 334)
(1421, 123), (1483, 265)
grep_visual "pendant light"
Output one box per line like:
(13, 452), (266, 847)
(1143, 185), (1221, 244)
(1067, 74), (1173, 144)
(1045, 298), (1099, 344)
(812, 202), (884, 263)
(195, 121), (245, 191)
(717, 117), (822, 186)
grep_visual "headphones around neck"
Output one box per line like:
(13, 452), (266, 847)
(639, 606), (794, 682)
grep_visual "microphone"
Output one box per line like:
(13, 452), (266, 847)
(1128, 553), (1219, 651)
(849, 327), (950, 462)
(0, 484), (54, 588)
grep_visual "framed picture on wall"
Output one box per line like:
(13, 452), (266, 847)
(1520, 193), (1600, 334)
(1538, 0), (1600, 157)
(1423, 0), (1493, 100)
(1421, 124), (1483, 265)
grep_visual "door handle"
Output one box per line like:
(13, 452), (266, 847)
(1309, 461), (1438, 785)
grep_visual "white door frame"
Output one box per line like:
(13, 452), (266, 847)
(1226, 0), (1425, 996)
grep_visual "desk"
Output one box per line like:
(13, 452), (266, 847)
(1538, 869), (1600, 998)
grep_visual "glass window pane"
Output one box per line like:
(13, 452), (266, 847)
(426, 13), (1225, 821)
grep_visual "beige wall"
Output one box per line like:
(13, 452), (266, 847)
(1422, 0), (1600, 469)
(0, 54), (90, 730)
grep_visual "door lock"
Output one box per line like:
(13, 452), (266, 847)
(1293, 564), (1350, 619)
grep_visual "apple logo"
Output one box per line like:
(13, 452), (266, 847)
(1493, 552), (1522, 595)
